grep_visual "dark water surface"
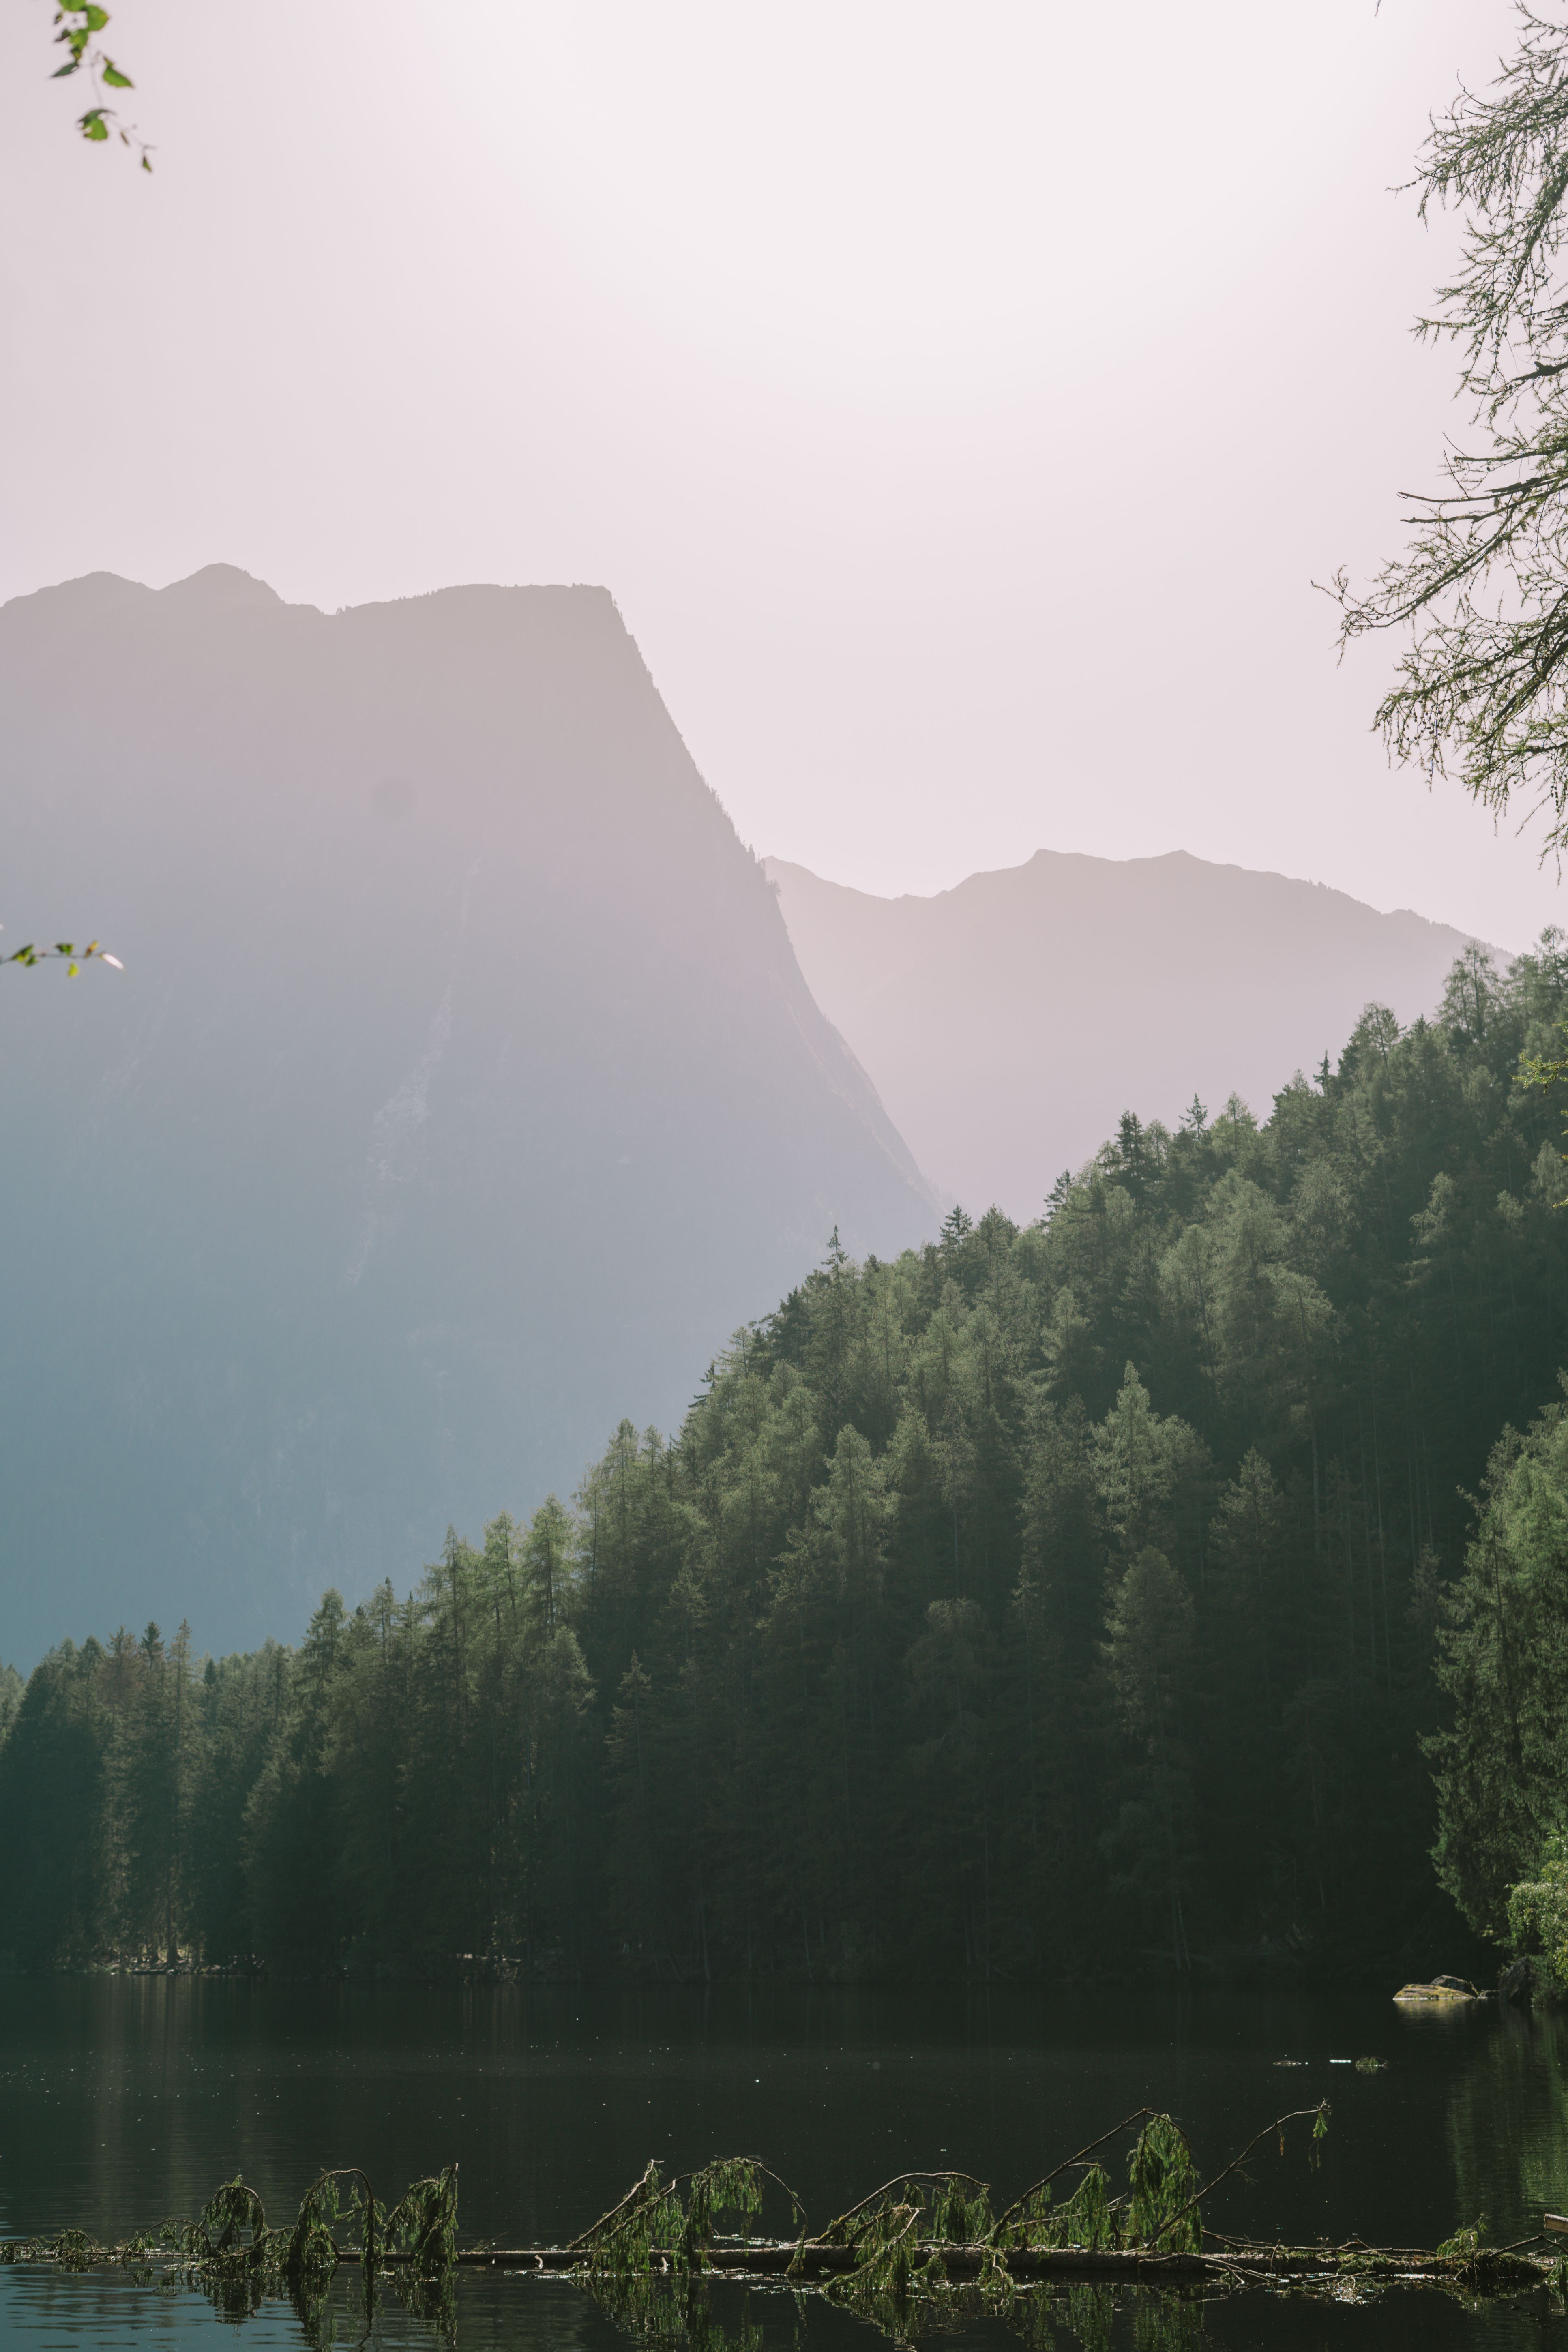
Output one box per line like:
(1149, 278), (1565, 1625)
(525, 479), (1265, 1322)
(1, 1979), (1564, 2347)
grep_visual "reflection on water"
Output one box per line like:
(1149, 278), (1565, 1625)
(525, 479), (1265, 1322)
(0, 2266), (1557, 2352)
(1446, 1999), (1568, 2234)
(1, 1978), (1565, 2346)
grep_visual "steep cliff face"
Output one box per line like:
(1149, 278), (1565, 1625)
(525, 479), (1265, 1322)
(0, 568), (935, 1658)
(768, 848), (1497, 1221)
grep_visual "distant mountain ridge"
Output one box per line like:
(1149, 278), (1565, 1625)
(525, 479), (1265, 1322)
(766, 848), (1500, 1220)
(0, 566), (937, 1664)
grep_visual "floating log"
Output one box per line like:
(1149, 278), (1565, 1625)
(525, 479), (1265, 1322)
(10, 2238), (1553, 2286)
(284, 2237), (1565, 2289)
(4, 2112), (1555, 2308)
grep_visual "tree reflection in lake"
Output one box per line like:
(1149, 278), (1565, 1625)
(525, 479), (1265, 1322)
(0, 2256), (1561, 2352)
(1446, 2000), (1568, 2238)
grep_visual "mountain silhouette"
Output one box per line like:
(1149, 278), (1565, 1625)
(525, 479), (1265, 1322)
(766, 849), (1497, 1219)
(0, 568), (936, 1661)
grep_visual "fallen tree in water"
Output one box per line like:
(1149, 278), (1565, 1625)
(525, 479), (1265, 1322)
(2, 2100), (1561, 2337)
(0, 2164), (462, 2339)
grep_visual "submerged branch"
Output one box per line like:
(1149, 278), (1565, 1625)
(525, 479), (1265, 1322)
(990, 2105), (1159, 2235)
(1165, 2103), (1330, 2241)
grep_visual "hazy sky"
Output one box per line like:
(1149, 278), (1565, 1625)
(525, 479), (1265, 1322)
(2, 0), (1557, 948)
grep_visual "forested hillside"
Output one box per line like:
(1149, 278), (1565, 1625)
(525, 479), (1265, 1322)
(5, 937), (1568, 1981)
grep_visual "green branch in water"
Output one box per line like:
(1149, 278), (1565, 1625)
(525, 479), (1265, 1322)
(568, 2157), (802, 2274)
(15, 2095), (1564, 2345)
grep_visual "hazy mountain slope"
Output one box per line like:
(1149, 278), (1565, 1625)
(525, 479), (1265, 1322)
(0, 567), (936, 1663)
(766, 849), (1495, 1219)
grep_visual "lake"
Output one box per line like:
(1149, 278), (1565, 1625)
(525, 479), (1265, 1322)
(0, 1979), (1562, 2348)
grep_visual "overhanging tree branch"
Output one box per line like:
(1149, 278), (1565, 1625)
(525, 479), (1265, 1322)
(49, 4), (151, 168)
(1332, 4), (1568, 856)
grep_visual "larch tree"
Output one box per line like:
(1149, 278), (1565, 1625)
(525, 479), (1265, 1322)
(1336, 5), (1568, 855)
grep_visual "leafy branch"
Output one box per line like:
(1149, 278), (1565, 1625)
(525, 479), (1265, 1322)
(1155, 2101), (1331, 2245)
(2, 937), (122, 976)
(816, 2168), (991, 2249)
(1517, 1024), (1568, 1202)
(50, 4), (151, 169)
(989, 2105), (1158, 2244)
(568, 2156), (802, 2272)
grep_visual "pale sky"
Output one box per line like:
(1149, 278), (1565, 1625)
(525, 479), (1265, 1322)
(2, 0), (1557, 950)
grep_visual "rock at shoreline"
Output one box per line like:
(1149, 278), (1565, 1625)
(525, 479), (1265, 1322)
(1394, 1975), (1483, 2002)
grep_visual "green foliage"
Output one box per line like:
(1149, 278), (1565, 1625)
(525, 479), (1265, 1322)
(819, 2196), (933, 2315)
(47, 6), (150, 167)
(284, 2172), (355, 2286)
(1430, 1398), (1568, 1936)
(1000, 2118), (1208, 2265)
(820, 2168), (993, 2257)
(804, 2145), (1213, 2342)
(1312, 2102), (1330, 2160)
(1033, 2167), (1117, 2253)
(1435, 2215), (1490, 2260)
(1127, 2115), (1201, 2254)
(386, 2167), (459, 2275)
(0, 1658), (22, 1751)
(23, 2155), (464, 2346)
(571, 2158), (793, 2275)
(801, 2165), (995, 2326)
(1506, 1826), (1568, 1989)
(2, 937), (122, 974)
(991, 2180), (1057, 2251)
(196, 2175), (270, 2263)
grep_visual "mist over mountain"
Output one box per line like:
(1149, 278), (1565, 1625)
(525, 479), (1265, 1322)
(766, 849), (1499, 1220)
(0, 567), (936, 1665)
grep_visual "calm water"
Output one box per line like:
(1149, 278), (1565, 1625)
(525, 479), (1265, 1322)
(0, 1980), (1563, 2348)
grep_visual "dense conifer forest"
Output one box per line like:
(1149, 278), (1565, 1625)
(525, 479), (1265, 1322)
(6, 939), (1568, 1982)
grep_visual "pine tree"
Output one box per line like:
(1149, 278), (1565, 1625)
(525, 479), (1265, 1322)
(1429, 1389), (1568, 1936)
